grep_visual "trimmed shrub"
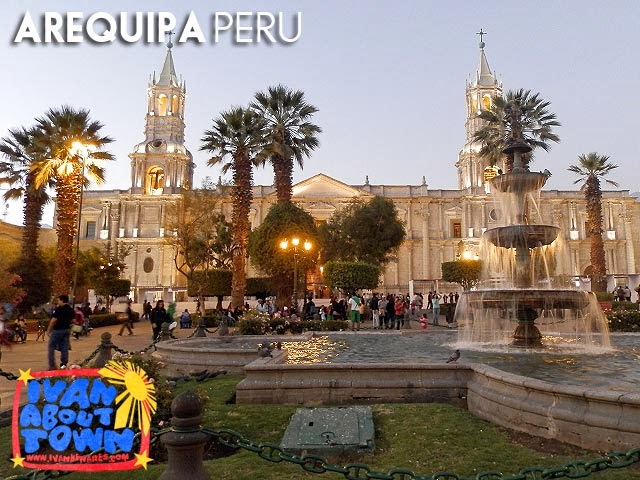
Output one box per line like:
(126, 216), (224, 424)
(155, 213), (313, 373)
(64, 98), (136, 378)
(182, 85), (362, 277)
(611, 301), (637, 311)
(87, 314), (120, 328)
(237, 318), (268, 335)
(594, 291), (614, 301)
(606, 309), (640, 332)
(319, 319), (349, 331)
(246, 277), (273, 298)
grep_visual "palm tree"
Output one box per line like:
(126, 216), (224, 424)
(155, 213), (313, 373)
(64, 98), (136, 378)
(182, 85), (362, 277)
(201, 107), (266, 308)
(473, 89), (560, 171)
(31, 106), (114, 297)
(568, 152), (619, 292)
(0, 126), (53, 309)
(251, 85), (321, 203)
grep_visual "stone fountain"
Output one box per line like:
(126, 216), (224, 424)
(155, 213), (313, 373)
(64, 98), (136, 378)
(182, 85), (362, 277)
(455, 106), (610, 348)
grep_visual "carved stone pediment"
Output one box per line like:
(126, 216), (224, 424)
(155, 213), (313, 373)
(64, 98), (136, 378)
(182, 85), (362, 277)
(289, 174), (373, 200)
(444, 205), (463, 216)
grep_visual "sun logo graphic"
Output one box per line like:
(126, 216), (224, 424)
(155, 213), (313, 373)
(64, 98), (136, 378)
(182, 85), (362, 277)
(11, 360), (157, 472)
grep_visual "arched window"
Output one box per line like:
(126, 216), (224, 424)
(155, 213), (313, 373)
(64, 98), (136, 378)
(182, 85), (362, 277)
(147, 166), (165, 195)
(471, 96), (478, 113)
(158, 94), (168, 116)
(172, 95), (179, 116)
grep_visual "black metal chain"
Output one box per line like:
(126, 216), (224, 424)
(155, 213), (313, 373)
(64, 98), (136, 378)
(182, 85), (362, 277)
(4, 415), (640, 479)
(200, 427), (640, 480)
(0, 368), (19, 381)
(78, 345), (102, 367)
(110, 337), (160, 357)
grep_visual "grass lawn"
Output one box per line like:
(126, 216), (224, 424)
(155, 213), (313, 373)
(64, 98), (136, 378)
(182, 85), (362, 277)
(2, 375), (639, 479)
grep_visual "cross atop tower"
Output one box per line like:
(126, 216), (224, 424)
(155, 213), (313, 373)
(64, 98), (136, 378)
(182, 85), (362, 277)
(476, 28), (486, 47)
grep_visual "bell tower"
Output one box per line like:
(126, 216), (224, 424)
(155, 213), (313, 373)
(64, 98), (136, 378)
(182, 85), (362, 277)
(129, 38), (193, 195)
(456, 30), (502, 191)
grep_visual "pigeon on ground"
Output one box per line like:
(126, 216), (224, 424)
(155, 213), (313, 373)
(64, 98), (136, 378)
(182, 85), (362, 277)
(446, 349), (461, 363)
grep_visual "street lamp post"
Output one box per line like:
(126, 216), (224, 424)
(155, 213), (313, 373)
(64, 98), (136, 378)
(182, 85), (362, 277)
(70, 141), (95, 306)
(279, 237), (312, 312)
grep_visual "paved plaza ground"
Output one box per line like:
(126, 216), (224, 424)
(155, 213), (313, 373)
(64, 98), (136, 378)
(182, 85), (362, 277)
(0, 322), (196, 410)
(0, 312), (444, 410)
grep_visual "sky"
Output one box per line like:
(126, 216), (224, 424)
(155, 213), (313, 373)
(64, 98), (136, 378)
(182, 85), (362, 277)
(1, 1), (639, 226)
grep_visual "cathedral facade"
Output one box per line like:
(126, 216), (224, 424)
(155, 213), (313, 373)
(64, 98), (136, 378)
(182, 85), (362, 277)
(71, 42), (640, 302)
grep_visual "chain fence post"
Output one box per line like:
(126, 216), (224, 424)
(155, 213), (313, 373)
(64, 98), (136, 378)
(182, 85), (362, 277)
(194, 319), (208, 337)
(93, 332), (114, 367)
(159, 390), (210, 480)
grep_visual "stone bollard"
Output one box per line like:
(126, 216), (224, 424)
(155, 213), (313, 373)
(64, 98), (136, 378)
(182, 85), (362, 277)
(94, 332), (114, 368)
(159, 391), (210, 480)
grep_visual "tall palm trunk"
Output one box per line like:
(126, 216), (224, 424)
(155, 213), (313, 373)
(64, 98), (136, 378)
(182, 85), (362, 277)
(230, 154), (252, 308)
(14, 172), (51, 310)
(272, 154), (293, 202)
(585, 176), (607, 291)
(21, 172), (45, 260)
(52, 174), (81, 296)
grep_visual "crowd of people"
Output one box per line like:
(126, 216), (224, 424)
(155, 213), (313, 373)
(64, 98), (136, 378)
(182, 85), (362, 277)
(316, 291), (460, 331)
(0, 288), (464, 370)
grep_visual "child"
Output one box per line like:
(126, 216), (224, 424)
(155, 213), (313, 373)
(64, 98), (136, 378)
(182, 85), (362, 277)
(419, 313), (428, 330)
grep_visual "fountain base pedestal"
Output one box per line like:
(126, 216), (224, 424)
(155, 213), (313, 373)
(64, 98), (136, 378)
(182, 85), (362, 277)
(512, 322), (542, 347)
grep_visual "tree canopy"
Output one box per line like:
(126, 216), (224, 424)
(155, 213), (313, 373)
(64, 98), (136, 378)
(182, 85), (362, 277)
(201, 107), (266, 308)
(248, 201), (318, 306)
(251, 85), (321, 203)
(568, 152), (619, 291)
(441, 260), (483, 291)
(323, 261), (380, 294)
(473, 89), (560, 171)
(319, 196), (405, 266)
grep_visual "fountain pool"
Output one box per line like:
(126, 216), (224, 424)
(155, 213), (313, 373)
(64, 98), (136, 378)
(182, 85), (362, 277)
(282, 331), (640, 391)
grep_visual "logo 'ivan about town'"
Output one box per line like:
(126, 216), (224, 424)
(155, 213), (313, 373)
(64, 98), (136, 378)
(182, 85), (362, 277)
(11, 361), (157, 472)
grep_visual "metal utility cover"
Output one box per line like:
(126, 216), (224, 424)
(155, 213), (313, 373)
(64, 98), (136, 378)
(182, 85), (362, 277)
(280, 406), (374, 455)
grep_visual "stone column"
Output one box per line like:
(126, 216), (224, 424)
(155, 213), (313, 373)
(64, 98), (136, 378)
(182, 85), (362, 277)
(623, 213), (636, 274)
(418, 203), (430, 279)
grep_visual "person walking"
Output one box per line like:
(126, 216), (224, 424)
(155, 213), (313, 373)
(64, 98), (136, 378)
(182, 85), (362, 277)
(118, 301), (135, 336)
(149, 300), (169, 340)
(141, 300), (152, 321)
(72, 307), (85, 340)
(47, 294), (74, 369)
(14, 315), (27, 343)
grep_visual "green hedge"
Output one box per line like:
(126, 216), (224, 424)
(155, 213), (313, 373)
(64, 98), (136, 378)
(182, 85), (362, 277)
(606, 309), (640, 332)
(611, 301), (637, 311)
(236, 317), (350, 335)
(88, 311), (140, 328)
(88, 314), (120, 328)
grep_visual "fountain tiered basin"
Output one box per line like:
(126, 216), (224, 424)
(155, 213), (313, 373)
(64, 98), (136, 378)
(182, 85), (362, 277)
(483, 224), (560, 249)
